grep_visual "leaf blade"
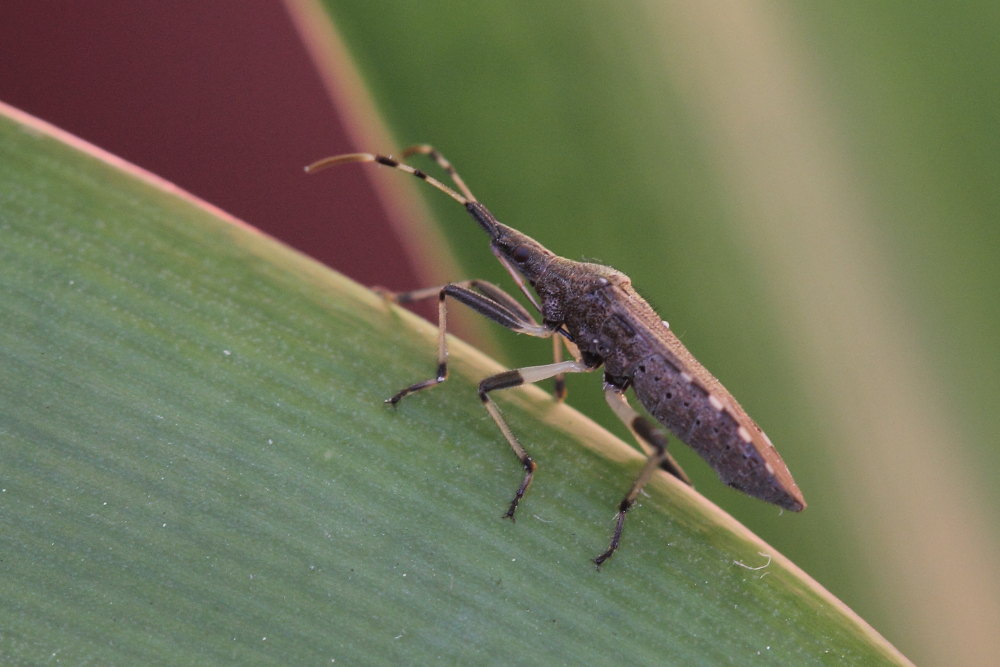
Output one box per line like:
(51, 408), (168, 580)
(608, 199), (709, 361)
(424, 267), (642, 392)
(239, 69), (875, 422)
(0, 105), (907, 663)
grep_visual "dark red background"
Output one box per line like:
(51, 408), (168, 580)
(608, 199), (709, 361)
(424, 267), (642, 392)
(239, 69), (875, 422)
(0, 1), (417, 290)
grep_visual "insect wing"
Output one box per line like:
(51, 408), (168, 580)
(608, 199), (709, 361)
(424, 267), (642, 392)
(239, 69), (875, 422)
(608, 287), (805, 511)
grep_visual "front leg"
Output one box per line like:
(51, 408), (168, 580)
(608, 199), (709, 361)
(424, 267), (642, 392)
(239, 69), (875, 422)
(385, 280), (556, 405)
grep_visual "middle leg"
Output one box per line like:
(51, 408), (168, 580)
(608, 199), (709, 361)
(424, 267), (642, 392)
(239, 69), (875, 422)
(478, 359), (595, 520)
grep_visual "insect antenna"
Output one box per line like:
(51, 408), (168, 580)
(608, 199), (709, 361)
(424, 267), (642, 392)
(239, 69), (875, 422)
(306, 145), (479, 205)
(398, 144), (477, 201)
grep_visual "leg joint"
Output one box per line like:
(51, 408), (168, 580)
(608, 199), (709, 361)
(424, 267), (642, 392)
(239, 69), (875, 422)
(631, 417), (665, 454)
(479, 369), (524, 395)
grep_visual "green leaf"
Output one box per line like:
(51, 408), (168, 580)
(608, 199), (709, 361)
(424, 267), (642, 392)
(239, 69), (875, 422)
(0, 104), (908, 661)
(299, 4), (1000, 664)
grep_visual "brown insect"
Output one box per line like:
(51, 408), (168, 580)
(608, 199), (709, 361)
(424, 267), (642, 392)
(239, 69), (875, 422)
(307, 145), (805, 565)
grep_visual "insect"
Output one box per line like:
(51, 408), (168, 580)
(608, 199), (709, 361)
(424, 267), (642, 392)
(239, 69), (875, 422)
(307, 144), (806, 565)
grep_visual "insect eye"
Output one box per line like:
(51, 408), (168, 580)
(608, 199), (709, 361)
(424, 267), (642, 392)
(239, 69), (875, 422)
(511, 245), (532, 264)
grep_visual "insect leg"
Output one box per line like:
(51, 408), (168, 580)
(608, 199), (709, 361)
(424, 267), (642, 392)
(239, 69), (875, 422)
(478, 359), (594, 520)
(434, 279), (575, 400)
(604, 383), (691, 485)
(552, 337), (584, 403)
(385, 281), (555, 405)
(388, 279), (538, 328)
(461, 280), (577, 401)
(594, 381), (691, 566)
(552, 336), (566, 401)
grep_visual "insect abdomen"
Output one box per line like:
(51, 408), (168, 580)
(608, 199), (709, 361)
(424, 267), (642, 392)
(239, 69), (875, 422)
(631, 354), (804, 510)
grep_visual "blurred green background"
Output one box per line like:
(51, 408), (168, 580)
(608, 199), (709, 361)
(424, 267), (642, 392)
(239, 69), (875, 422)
(315, 2), (999, 665)
(1, 1), (997, 663)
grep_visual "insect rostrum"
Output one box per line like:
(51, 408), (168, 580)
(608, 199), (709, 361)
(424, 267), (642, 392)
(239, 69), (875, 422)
(307, 144), (805, 566)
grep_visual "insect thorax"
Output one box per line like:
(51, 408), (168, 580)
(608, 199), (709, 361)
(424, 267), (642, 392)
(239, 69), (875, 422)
(537, 260), (648, 370)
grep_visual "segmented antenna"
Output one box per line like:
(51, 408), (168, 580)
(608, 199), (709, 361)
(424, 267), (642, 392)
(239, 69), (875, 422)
(305, 145), (478, 205)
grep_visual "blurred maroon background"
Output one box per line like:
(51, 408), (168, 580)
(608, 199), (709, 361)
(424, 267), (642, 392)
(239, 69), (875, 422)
(0, 0), (418, 291)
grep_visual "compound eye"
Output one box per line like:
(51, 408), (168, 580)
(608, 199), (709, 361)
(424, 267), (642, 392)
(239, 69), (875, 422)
(511, 245), (532, 265)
